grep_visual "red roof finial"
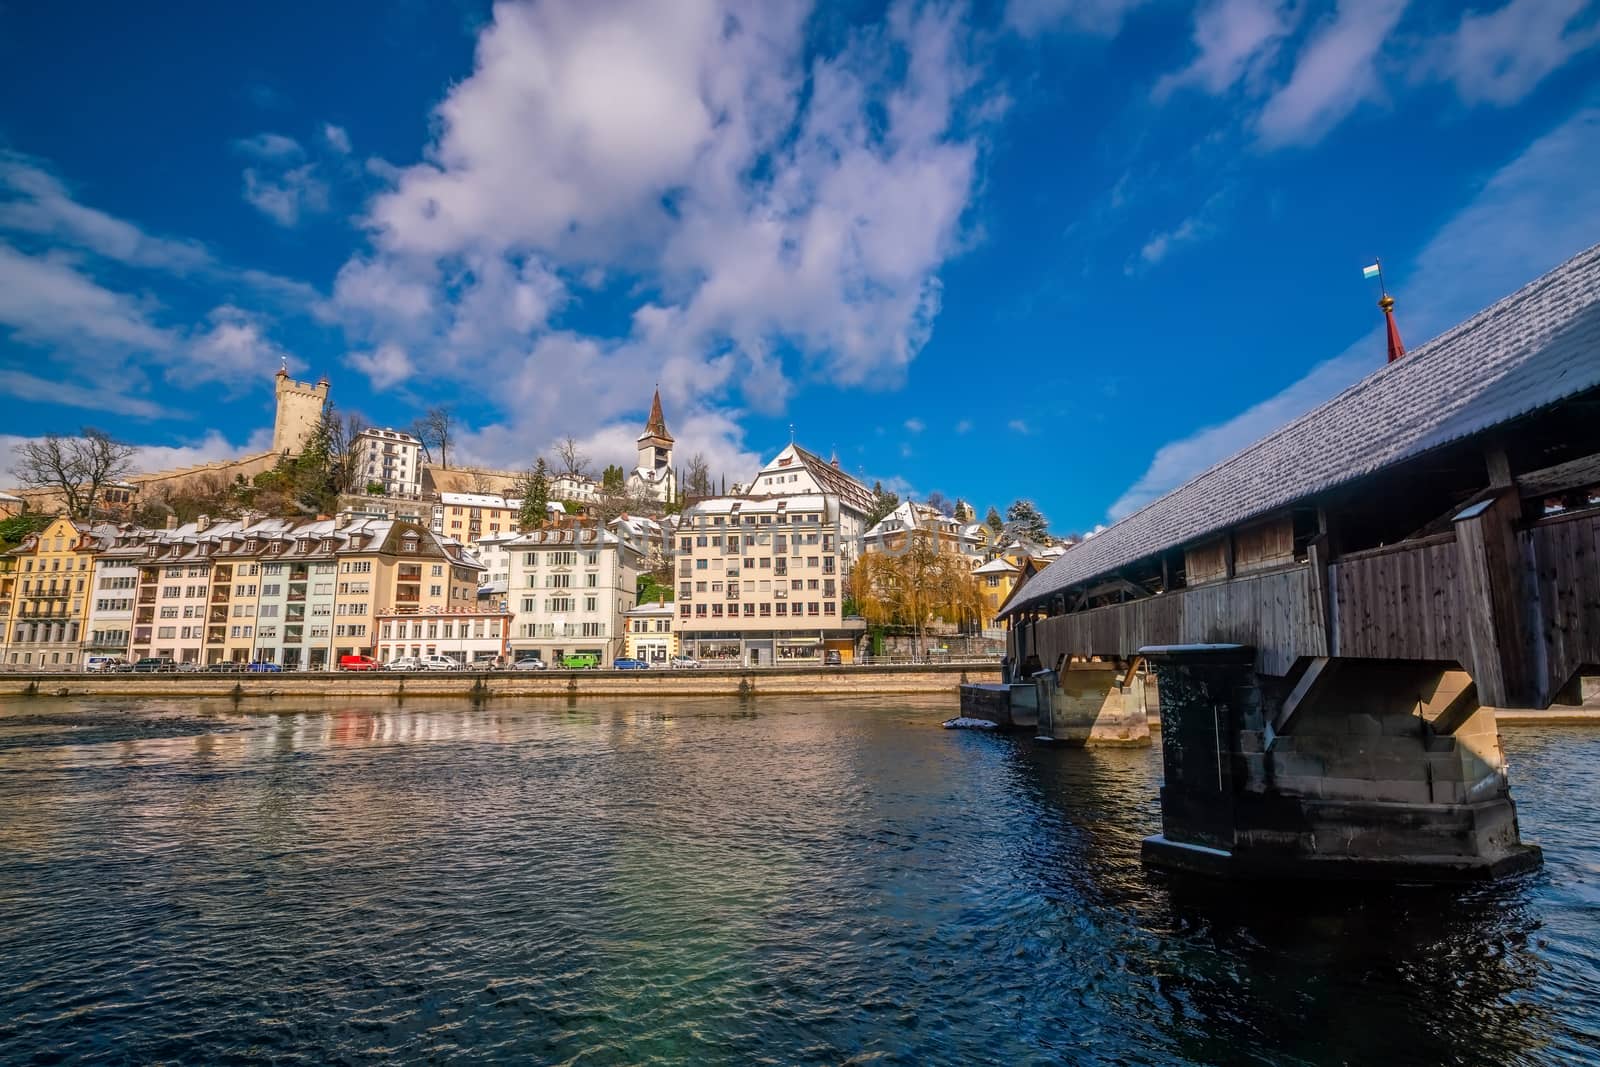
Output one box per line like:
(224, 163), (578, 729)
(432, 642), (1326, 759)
(1380, 293), (1406, 363)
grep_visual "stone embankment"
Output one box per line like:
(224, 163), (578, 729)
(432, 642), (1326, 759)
(0, 663), (1000, 700)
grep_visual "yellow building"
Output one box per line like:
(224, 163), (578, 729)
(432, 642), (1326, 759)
(973, 556), (1021, 638)
(1, 515), (102, 668)
(623, 600), (678, 664)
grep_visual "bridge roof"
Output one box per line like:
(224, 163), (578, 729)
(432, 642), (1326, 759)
(1007, 241), (1600, 616)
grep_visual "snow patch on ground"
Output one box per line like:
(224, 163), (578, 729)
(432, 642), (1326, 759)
(942, 717), (998, 730)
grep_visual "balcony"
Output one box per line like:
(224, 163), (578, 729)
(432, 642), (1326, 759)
(207, 627), (227, 644)
(211, 589), (231, 603)
(209, 607), (229, 623)
(137, 590), (157, 605)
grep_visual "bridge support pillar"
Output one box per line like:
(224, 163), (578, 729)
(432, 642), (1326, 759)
(1139, 645), (1541, 882)
(1034, 662), (1151, 745)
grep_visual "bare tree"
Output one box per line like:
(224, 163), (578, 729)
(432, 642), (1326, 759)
(324, 405), (368, 495)
(10, 428), (137, 519)
(924, 491), (955, 517)
(684, 452), (712, 497)
(413, 407), (453, 468)
(551, 435), (590, 479)
(469, 470), (496, 494)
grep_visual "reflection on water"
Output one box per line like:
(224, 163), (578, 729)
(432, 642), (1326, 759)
(0, 697), (1595, 1065)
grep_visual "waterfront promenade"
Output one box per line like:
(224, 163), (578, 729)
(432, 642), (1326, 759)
(0, 661), (999, 700)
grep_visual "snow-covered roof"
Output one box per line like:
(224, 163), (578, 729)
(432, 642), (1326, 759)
(973, 557), (1021, 575)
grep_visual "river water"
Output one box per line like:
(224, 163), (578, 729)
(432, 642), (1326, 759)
(0, 696), (1595, 1065)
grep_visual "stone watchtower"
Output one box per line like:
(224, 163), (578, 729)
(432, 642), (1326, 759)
(272, 366), (330, 456)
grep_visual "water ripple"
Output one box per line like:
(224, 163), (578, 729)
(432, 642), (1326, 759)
(0, 696), (1595, 1064)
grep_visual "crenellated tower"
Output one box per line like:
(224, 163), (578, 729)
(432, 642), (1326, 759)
(272, 365), (330, 456)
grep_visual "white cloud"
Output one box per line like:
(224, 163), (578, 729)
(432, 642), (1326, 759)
(0, 244), (172, 352)
(242, 163), (330, 227)
(1153, 0), (1298, 99)
(1256, 0), (1410, 148)
(332, 0), (990, 454)
(1428, 0), (1600, 107)
(322, 123), (353, 154)
(185, 306), (297, 391)
(1008, 418), (1031, 434)
(346, 342), (415, 391)
(1107, 105), (1600, 520)
(955, 418), (972, 433)
(904, 417), (925, 433)
(0, 370), (170, 419)
(233, 132), (305, 160)
(1004, 0), (1147, 36)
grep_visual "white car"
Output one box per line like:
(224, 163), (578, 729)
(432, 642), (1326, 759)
(669, 656), (700, 669)
(386, 656), (424, 671)
(512, 657), (548, 671)
(83, 656), (124, 672)
(419, 655), (464, 671)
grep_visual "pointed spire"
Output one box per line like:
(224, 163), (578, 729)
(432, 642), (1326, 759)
(641, 387), (673, 442)
(1380, 294), (1406, 363)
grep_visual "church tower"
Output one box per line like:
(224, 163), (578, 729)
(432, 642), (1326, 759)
(272, 365), (330, 456)
(629, 388), (676, 505)
(636, 388), (674, 474)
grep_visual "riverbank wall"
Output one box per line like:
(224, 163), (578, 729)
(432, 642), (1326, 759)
(0, 663), (1000, 701)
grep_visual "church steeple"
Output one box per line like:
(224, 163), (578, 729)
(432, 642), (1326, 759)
(641, 387), (673, 444)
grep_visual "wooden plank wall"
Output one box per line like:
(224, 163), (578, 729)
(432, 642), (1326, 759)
(1329, 536), (1468, 663)
(1234, 515), (1295, 575)
(1026, 565), (1324, 677)
(1526, 511), (1600, 697)
(1185, 538), (1229, 585)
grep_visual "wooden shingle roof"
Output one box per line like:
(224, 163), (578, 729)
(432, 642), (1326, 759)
(1008, 242), (1600, 616)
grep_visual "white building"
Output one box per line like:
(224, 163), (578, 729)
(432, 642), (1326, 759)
(504, 521), (652, 666)
(862, 501), (987, 561)
(745, 443), (874, 559)
(375, 608), (512, 666)
(354, 428), (423, 498)
(549, 474), (599, 505)
(85, 533), (142, 659)
(627, 389), (677, 505)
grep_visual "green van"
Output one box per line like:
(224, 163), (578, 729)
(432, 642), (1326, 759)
(561, 653), (600, 670)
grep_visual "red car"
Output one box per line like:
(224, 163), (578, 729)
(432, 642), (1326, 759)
(338, 654), (381, 671)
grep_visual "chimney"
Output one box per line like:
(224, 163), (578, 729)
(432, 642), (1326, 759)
(165, 515), (179, 531)
(335, 512), (351, 529)
(196, 514), (211, 533)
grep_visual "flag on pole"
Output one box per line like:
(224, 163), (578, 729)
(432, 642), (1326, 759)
(1362, 262), (1381, 280)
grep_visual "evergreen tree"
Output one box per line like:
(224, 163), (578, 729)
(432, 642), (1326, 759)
(984, 506), (1003, 533)
(953, 498), (975, 523)
(601, 464), (625, 490)
(517, 459), (551, 530)
(1005, 499), (1050, 542)
(865, 480), (900, 527)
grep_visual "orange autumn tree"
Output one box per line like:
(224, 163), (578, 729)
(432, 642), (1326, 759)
(850, 536), (984, 657)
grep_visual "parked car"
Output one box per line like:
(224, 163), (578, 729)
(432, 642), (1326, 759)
(612, 658), (650, 670)
(247, 661), (283, 673)
(561, 653), (600, 670)
(386, 657), (423, 671)
(419, 655), (464, 671)
(206, 661), (246, 673)
(339, 654), (382, 672)
(512, 657), (547, 671)
(83, 656), (124, 673)
(131, 657), (178, 673)
(824, 650), (843, 666)
(669, 656), (700, 669)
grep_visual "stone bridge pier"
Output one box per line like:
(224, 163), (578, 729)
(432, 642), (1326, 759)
(1139, 645), (1541, 881)
(1034, 661), (1153, 746)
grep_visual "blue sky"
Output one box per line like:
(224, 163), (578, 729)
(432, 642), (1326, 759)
(2, 0), (1598, 534)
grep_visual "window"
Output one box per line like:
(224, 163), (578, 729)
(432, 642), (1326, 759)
(695, 604), (707, 617)
(547, 573), (571, 588)
(585, 573), (597, 587)
(429, 585), (442, 597)
(581, 622), (603, 637)
(546, 597), (574, 612)
(583, 596), (597, 612)
(548, 551), (576, 566)
(261, 584), (281, 597)
(431, 565), (443, 577)
(157, 626), (176, 639)
(258, 605), (279, 618)
(161, 586), (181, 598)
(159, 606), (179, 619)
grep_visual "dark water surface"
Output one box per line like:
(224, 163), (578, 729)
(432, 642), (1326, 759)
(0, 696), (1596, 1065)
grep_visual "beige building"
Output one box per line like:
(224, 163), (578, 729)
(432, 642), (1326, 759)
(505, 521), (653, 666)
(673, 494), (863, 666)
(375, 608), (512, 665)
(624, 599), (677, 664)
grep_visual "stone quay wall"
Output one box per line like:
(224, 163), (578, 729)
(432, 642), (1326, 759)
(0, 663), (999, 701)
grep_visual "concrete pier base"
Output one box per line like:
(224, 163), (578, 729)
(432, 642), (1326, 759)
(1034, 663), (1152, 746)
(1139, 645), (1541, 883)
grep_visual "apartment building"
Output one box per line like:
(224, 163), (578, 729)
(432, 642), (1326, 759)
(375, 608), (512, 665)
(862, 501), (987, 561)
(743, 443), (873, 554)
(85, 536), (142, 659)
(433, 492), (520, 543)
(1, 515), (103, 668)
(354, 428), (423, 498)
(673, 494), (863, 666)
(128, 543), (214, 665)
(504, 522), (651, 666)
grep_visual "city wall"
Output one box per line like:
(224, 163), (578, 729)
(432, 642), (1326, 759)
(0, 662), (1000, 700)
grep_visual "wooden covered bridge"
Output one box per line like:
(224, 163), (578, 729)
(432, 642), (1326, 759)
(1000, 243), (1600, 881)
